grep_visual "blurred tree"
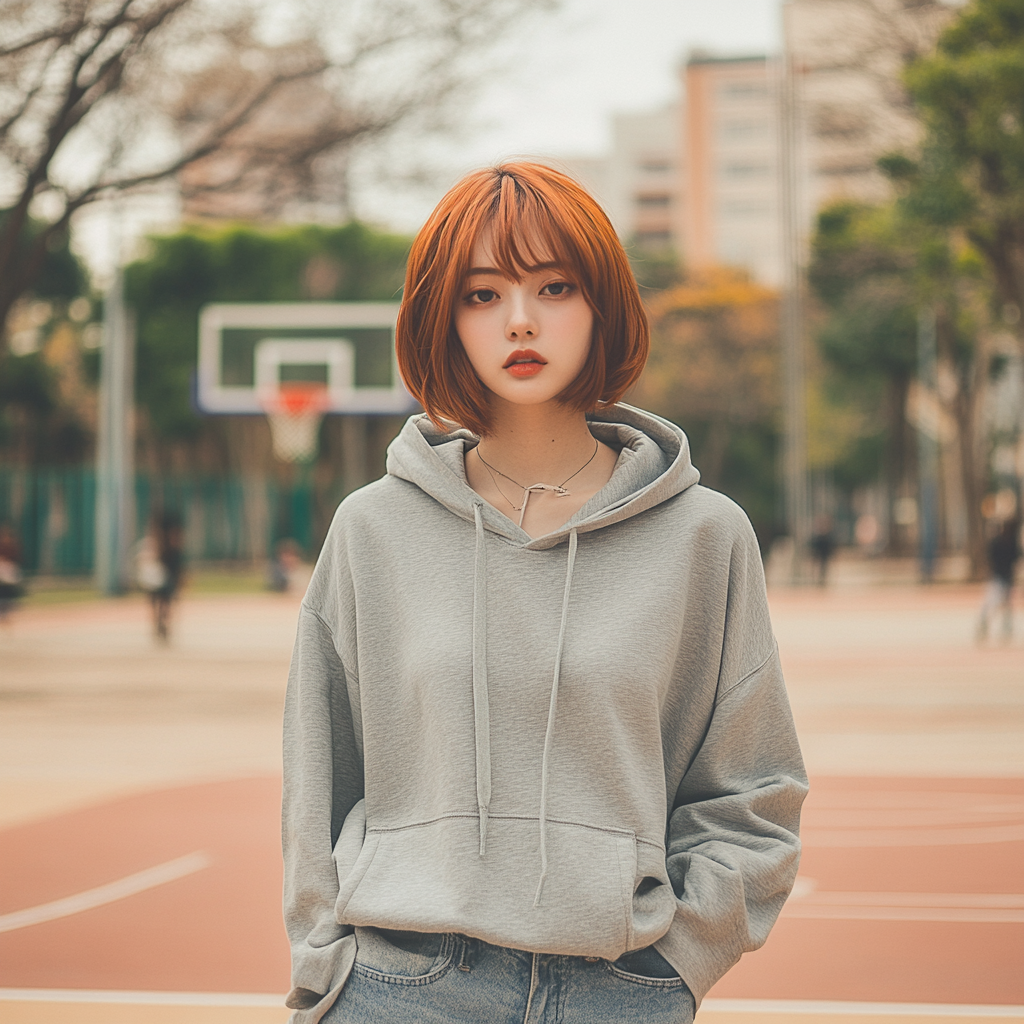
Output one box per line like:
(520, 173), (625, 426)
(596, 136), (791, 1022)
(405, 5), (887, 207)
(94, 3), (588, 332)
(0, 348), (92, 465)
(0, 214), (93, 465)
(628, 247), (684, 295)
(808, 198), (991, 573)
(808, 201), (919, 548)
(0, 351), (57, 462)
(0, 212), (88, 304)
(0, 0), (555, 349)
(903, 0), (1024, 338)
(636, 266), (781, 545)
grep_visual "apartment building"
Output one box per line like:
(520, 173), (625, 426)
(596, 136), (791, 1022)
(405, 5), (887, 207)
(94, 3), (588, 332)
(562, 67), (779, 280)
(678, 54), (782, 284)
(559, 105), (679, 252)
(604, 106), (679, 250)
(785, 0), (953, 218)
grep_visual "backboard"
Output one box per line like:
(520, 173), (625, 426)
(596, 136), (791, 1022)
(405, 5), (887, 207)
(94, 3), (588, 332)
(197, 302), (414, 415)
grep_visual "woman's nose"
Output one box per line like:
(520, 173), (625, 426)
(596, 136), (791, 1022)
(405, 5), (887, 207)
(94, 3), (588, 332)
(505, 294), (536, 340)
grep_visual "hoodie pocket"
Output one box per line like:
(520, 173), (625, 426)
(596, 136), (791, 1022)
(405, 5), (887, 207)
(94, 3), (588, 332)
(339, 814), (638, 960)
(332, 799), (381, 920)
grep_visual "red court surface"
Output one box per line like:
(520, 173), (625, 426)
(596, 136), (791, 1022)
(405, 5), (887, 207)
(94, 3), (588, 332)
(1, 774), (1021, 1003)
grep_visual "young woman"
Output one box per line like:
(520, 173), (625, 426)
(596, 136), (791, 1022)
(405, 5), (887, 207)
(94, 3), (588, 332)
(282, 162), (807, 1024)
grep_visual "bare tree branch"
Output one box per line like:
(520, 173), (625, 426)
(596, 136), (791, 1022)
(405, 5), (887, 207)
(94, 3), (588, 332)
(0, 39), (63, 139)
(0, 0), (556, 343)
(0, 7), (87, 60)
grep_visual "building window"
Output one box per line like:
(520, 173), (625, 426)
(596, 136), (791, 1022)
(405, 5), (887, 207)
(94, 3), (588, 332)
(719, 120), (768, 140)
(720, 200), (771, 216)
(719, 163), (770, 178)
(635, 193), (671, 209)
(717, 82), (768, 100)
(816, 162), (875, 176)
(811, 105), (869, 141)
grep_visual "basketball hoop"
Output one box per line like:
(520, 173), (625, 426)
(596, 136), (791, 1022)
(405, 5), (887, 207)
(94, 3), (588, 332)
(260, 383), (329, 463)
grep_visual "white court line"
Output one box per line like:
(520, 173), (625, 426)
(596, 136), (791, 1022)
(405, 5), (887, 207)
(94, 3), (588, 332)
(701, 999), (1024, 1017)
(0, 851), (211, 933)
(0, 989), (282, 1006)
(802, 824), (1024, 847)
(783, 890), (1024, 923)
(0, 992), (1021, 1016)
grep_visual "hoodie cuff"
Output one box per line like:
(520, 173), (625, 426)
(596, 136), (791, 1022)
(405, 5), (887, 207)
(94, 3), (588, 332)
(286, 988), (322, 1010)
(288, 932), (357, 1021)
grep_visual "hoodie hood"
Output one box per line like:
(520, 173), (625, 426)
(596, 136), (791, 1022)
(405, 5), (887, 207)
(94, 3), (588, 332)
(385, 403), (701, 550)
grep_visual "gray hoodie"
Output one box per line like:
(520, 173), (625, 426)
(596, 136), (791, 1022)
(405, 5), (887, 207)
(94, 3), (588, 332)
(282, 404), (807, 1022)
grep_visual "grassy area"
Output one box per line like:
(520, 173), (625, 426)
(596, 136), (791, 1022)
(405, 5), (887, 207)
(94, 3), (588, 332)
(20, 564), (273, 606)
(20, 582), (101, 607)
(183, 566), (268, 595)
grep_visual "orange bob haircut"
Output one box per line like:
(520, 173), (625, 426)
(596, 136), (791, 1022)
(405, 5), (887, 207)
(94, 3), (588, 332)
(396, 161), (649, 437)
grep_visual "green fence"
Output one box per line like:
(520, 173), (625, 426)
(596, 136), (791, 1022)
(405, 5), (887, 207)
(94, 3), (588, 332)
(0, 467), (316, 576)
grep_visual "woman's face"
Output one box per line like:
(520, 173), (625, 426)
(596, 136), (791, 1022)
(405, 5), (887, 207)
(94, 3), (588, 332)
(454, 224), (593, 412)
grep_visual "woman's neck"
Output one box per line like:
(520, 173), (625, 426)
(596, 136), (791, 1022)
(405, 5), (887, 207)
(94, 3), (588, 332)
(474, 401), (597, 486)
(465, 398), (619, 537)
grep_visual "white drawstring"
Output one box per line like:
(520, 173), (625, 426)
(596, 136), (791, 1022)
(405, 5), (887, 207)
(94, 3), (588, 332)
(471, 504), (580, 895)
(534, 527), (578, 907)
(472, 503), (491, 856)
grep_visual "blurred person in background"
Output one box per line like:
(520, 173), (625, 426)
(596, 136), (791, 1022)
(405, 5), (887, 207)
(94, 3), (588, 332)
(135, 532), (167, 594)
(268, 538), (303, 593)
(810, 514), (836, 587)
(0, 522), (24, 623)
(976, 516), (1021, 644)
(144, 511), (185, 642)
(281, 163), (806, 1024)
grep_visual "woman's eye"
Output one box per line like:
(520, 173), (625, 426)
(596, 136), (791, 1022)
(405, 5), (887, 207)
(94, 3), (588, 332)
(542, 281), (573, 296)
(467, 288), (497, 304)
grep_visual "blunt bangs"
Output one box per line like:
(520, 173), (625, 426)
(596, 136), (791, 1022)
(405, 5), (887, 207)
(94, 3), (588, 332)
(484, 178), (595, 299)
(396, 162), (649, 436)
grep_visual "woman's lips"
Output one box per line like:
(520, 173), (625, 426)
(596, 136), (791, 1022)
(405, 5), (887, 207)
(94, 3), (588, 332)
(503, 349), (546, 377)
(506, 361), (544, 377)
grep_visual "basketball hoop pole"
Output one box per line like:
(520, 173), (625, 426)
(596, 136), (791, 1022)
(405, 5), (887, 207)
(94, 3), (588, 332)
(95, 263), (135, 595)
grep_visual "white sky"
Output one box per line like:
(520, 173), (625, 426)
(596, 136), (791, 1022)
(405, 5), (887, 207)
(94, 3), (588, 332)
(466, 0), (779, 158)
(353, 0), (782, 229)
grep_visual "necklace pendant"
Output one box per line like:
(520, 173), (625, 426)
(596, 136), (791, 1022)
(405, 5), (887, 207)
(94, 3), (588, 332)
(553, 486), (570, 497)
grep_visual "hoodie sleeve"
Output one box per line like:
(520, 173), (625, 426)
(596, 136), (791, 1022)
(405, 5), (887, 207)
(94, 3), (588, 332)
(654, 516), (808, 1005)
(281, 602), (364, 1017)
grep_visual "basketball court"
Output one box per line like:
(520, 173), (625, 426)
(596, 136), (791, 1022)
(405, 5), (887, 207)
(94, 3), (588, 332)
(1, 580), (1021, 1023)
(3, 303), (1023, 1022)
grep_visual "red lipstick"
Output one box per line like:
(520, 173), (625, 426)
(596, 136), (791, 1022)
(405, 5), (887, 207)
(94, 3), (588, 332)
(503, 349), (547, 377)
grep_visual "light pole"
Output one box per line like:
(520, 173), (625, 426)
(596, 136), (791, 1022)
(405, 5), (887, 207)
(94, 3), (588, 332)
(94, 244), (135, 595)
(778, 10), (810, 582)
(917, 307), (939, 582)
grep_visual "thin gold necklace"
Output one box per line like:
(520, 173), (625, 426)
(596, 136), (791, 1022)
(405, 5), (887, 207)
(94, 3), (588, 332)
(475, 437), (599, 518)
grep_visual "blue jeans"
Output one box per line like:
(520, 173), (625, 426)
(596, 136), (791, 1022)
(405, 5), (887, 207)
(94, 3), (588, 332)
(322, 927), (695, 1023)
